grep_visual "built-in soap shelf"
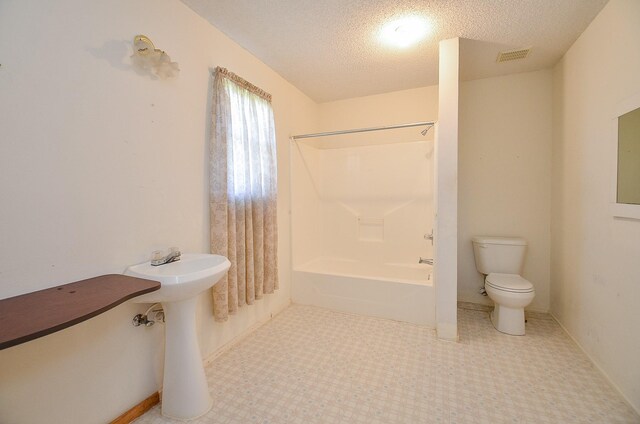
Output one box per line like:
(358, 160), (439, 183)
(358, 216), (384, 241)
(0, 275), (160, 350)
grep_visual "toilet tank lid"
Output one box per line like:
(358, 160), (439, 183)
(472, 236), (527, 246)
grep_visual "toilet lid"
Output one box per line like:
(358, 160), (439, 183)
(485, 273), (534, 293)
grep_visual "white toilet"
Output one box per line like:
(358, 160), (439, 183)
(471, 236), (535, 335)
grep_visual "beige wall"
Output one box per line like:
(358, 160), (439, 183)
(551, 0), (640, 412)
(0, 1), (317, 423)
(318, 86), (438, 130)
(2, 0), (638, 420)
(458, 70), (553, 312)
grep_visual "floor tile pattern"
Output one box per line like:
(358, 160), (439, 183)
(135, 305), (639, 424)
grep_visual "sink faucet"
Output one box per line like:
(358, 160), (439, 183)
(151, 247), (181, 266)
(419, 257), (434, 265)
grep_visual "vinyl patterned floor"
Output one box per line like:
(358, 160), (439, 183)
(134, 304), (639, 424)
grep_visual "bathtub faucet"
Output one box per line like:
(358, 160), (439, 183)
(419, 257), (434, 265)
(151, 247), (181, 266)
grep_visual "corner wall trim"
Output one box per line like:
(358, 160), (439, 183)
(110, 392), (160, 424)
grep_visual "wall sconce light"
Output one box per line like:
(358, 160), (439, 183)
(130, 35), (179, 79)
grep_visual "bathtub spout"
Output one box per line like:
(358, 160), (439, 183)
(419, 257), (433, 265)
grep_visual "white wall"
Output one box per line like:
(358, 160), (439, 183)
(320, 141), (433, 264)
(290, 142), (323, 267)
(290, 86), (438, 327)
(458, 70), (553, 312)
(292, 140), (434, 267)
(0, 1), (317, 423)
(551, 0), (640, 413)
(434, 38), (460, 340)
(308, 46), (458, 339)
(291, 86), (438, 266)
(290, 85), (439, 268)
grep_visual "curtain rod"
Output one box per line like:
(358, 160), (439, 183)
(291, 121), (436, 140)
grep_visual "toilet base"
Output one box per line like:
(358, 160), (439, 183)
(491, 305), (526, 336)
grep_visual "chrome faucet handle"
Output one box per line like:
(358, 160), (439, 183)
(150, 247), (181, 266)
(424, 230), (434, 245)
(164, 247), (181, 264)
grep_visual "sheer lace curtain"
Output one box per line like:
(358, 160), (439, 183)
(210, 67), (278, 322)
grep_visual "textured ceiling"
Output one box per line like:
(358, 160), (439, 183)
(181, 0), (608, 102)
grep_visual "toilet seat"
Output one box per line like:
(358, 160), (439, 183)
(486, 273), (534, 293)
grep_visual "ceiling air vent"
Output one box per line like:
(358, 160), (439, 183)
(497, 47), (531, 63)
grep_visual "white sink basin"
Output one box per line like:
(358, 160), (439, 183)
(126, 253), (230, 303)
(125, 253), (230, 421)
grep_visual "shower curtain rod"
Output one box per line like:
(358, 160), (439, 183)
(291, 121), (435, 140)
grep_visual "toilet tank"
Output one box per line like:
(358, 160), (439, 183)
(471, 236), (527, 275)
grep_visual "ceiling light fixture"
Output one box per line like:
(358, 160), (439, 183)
(379, 17), (431, 49)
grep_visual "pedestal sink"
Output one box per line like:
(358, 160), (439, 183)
(126, 253), (230, 420)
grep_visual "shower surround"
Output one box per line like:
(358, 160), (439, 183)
(291, 135), (435, 325)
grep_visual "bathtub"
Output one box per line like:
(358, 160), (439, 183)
(292, 258), (435, 326)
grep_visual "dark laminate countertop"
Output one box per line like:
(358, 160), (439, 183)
(0, 274), (160, 350)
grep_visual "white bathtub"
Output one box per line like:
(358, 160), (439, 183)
(292, 258), (435, 326)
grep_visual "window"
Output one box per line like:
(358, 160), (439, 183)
(209, 67), (279, 322)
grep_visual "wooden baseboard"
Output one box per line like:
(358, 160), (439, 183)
(110, 392), (160, 424)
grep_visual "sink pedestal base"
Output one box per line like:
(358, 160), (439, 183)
(161, 297), (212, 420)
